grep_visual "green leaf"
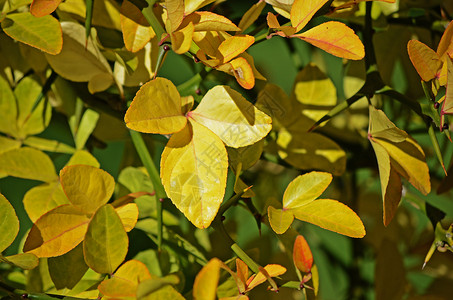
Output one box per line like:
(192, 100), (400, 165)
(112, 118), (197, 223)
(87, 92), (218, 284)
(0, 147), (58, 182)
(1, 12), (62, 54)
(160, 120), (228, 228)
(190, 85), (272, 148)
(60, 165), (115, 214)
(193, 258), (221, 300)
(23, 182), (69, 223)
(137, 275), (180, 299)
(283, 172), (332, 209)
(2, 253), (39, 270)
(0, 193), (19, 253)
(227, 139), (264, 173)
(0, 75), (17, 137)
(48, 243), (88, 289)
(125, 77), (187, 134)
(292, 199), (366, 238)
(74, 109), (99, 150)
(83, 204), (129, 274)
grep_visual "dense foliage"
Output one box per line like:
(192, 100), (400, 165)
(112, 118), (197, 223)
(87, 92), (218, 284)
(1, 0), (453, 299)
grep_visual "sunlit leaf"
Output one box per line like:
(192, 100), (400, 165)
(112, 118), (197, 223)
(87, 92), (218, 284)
(290, 0), (329, 32)
(30, 0), (62, 17)
(292, 199), (366, 238)
(229, 57), (255, 90)
(193, 258), (221, 300)
(239, 1), (266, 32)
(165, 0), (185, 33)
(74, 108), (99, 150)
(184, 0), (216, 14)
(407, 40), (441, 82)
(83, 204), (129, 274)
(60, 165), (115, 214)
(23, 182), (69, 223)
(190, 85), (272, 148)
(66, 150), (100, 168)
(293, 235), (313, 273)
(120, 0), (155, 53)
(45, 22), (113, 93)
(58, 0), (121, 30)
(23, 204), (91, 257)
(437, 20), (453, 57)
(115, 203), (139, 232)
(268, 206), (294, 234)
(2, 13), (62, 54)
(48, 243), (88, 289)
(171, 21), (195, 54)
(294, 21), (364, 60)
(183, 11), (240, 32)
(2, 253), (38, 270)
(0, 193), (19, 253)
(160, 120), (228, 228)
(23, 137), (75, 154)
(283, 172), (332, 209)
(0, 147), (58, 182)
(218, 35), (255, 63)
(125, 77), (187, 134)
(246, 264), (286, 290)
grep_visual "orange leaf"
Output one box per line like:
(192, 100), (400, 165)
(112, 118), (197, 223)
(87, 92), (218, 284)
(30, 0), (62, 17)
(437, 21), (453, 57)
(293, 235), (313, 273)
(236, 259), (248, 289)
(246, 264), (286, 291)
(218, 35), (255, 63)
(407, 40), (441, 81)
(229, 57), (255, 89)
(294, 21), (364, 60)
(291, 0), (329, 32)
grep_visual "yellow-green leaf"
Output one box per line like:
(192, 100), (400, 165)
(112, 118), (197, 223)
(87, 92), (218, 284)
(290, 0), (329, 32)
(125, 77), (187, 134)
(190, 85), (272, 148)
(48, 243), (88, 289)
(23, 182), (69, 223)
(294, 21), (364, 60)
(293, 235), (313, 273)
(120, 0), (155, 53)
(0, 193), (19, 253)
(23, 137), (75, 154)
(183, 11), (240, 32)
(45, 22), (113, 93)
(238, 1), (266, 32)
(0, 136), (20, 155)
(161, 120), (228, 228)
(30, 0), (62, 17)
(407, 40), (441, 82)
(137, 275), (180, 299)
(268, 206), (294, 234)
(66, 150), (100, 168)
(3, 253), (39, 270)
(0, 76), (17, 137)
(193, 258), (221, 300)
(2, 13), (62, 55)
(227, 139), (264, 173)
(115, 203), (139, 232)
(60, 165), (115, 214)
(292, 199), (366, 238)
(0, 147), (58, 182)
(23, 204), (91, 257)
(283, 172), (332, 209)
(83, 204), (129, 274)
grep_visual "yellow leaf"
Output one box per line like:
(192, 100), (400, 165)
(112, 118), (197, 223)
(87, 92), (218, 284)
(184, 0), (216, 14)
(437, 20), (453, 57)
(190, 85), (272, 148)
(66, 150), (100, 168)
(193, 258), (221, 300)
(0, 193), (19, 253)
(120, 0), (156, 52)
(115, 203), (139, 232)
(23, 204), (91, 257)
(0, 147), (58, 182)
(0, 76), (17, 137)
(239, 1), (266, 32)
(23, 182), (69, 223)
(98, 259), (151, 297)
(171, 21), (195, 54)
(229, 57), (255, 90)
(161, 120), (228, 229)
(0, 136), (20, 155)
(294, 21), (364, 60)
(267, 206), (294, 234)
(293, 235), (313, 273)
(441, 57), (453, 125)
(246, 264), (286, 290)
(60, 165), (115, 214)
(165, 0), (185, 33)
(290, 0), (329, 32)
(183, 11), (240, 32)
(266, 0), (292, 19)
(125, 77), (187, 134)
(292, 199), (366, 238)
(83, 204), (129, 274)
(218, 35), (255, 63)
(45, 22), (113, 93)
(3, 253), (39, 270)
(283, 172), (332, 209)
(407, 40), (441, 81)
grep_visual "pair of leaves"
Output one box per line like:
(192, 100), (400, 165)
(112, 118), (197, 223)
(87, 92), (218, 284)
(267, 0), (364, 60)
(125, 77), (272, 228)
(0, 193), (38, 270)
(268, 171), (366, 238)
(23, 165), (138, 275)
(368, 106), (431, 226)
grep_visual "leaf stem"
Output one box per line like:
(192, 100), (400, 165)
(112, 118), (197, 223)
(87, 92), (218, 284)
(129, 130), (166, 251)
(142, 0), (166, 40)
